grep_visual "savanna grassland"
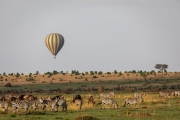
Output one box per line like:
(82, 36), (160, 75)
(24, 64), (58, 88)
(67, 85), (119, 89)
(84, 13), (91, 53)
(0, 71), (180, 120)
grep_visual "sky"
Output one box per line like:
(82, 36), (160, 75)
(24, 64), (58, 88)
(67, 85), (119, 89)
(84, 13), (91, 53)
(0, 0), (180, 74)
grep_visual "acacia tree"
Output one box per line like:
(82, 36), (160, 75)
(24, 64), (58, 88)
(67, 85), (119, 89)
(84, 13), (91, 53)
(155, 64), (168, 76)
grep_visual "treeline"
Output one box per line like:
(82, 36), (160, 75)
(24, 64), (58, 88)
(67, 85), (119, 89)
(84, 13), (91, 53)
(1, 70), (178, 77)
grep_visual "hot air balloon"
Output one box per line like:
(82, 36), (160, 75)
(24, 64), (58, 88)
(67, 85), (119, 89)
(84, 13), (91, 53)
(45, 33), (64, 59)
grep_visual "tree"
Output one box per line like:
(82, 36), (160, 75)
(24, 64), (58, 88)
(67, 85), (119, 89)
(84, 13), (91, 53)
(98, 71), (103, 75)
(75, 71), (79, 75)
(53, 70), (58, 75)
(114, 70), (118, 74)
(3, 72), (6, 76)
(90, 71), (94, 75)
(15, 72), (20, 78)
(71, 70), (76, 74)
(155, 64), (168, 76)
(29, 73), (32, 77)
(132, 70), (136, 74)
(35, 71), (39, 75)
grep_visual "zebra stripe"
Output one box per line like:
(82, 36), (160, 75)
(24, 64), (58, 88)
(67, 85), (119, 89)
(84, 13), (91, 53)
(11, 100), (30, 114)
(101, 98), (118, 109)
(40, 96), (60, 112)
(124, 96), (144, 107)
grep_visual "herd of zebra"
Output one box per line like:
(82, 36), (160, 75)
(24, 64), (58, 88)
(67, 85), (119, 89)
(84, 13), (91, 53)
(0, 94), (67, 114)
(0, 90), (180, 115)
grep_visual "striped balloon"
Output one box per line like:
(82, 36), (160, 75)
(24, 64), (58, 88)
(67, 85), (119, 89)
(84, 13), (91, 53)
(45, 33), (64, 58)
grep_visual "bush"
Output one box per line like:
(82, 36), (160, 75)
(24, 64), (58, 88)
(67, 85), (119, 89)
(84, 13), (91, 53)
(29, 73), (32, 77)
(92, 76), (97, 78)
(107, 72), (111, 74)
(74, 116), (100, 120)
(4, 82), (12, 87)
(26, 77), (35, 82)
(119, 72), (122, 76)
(98, 71), (103, 75)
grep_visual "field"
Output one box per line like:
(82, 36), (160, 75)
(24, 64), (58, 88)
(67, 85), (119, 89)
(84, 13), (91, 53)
(0, 71), (180, 120)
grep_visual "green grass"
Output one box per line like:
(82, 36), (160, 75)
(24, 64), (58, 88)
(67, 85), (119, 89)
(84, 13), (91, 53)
(1, 78), (180, 119)
(1, 78), (180, 92)
(1, 96), (180, 120)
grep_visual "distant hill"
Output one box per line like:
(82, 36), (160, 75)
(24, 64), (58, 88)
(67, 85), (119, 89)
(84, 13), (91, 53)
(0, 71), (179, 86)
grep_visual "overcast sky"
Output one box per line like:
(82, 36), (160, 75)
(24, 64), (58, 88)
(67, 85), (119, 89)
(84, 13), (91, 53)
(0, 0), (180, 74)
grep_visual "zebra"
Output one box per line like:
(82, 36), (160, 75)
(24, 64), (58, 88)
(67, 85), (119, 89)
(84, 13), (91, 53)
(123, 96), (144, 107)
(11, 98), (43, 114)
(172, 91), (180, 98)
(11, 100), (30, 115)
(99, 92), (115, 99)
(0, 101), (11, 113)
(72, 94), (82, 102)
(55, 98), (67, 112)
(28, 98), (44, 110)
(134, 92), (146, 98)
(159, 91), (171, 98)
(5, 94), (17, 102)
(40, 96), (60, 112)
(75, 99), (83, 110)
(101, 98), (118, 110)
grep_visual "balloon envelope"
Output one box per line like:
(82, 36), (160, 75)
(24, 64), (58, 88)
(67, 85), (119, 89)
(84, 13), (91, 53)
(45, 33), (64, 58)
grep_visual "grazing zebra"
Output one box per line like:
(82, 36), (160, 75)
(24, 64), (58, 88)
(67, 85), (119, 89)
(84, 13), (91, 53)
(0, 101), (11, 113)
(159, 91), (171, 98)
(11, 100), (30, 115)
(75, 99), (83, 110)
(11, 98), (43, 114)
(101, 98), (118, 109)
(124, 96), (144, 107)
(99, 92), (115, 99)
(134, 92), (146, 98)
(55, 98), (67, 112)
(41, 96), (60, 112)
